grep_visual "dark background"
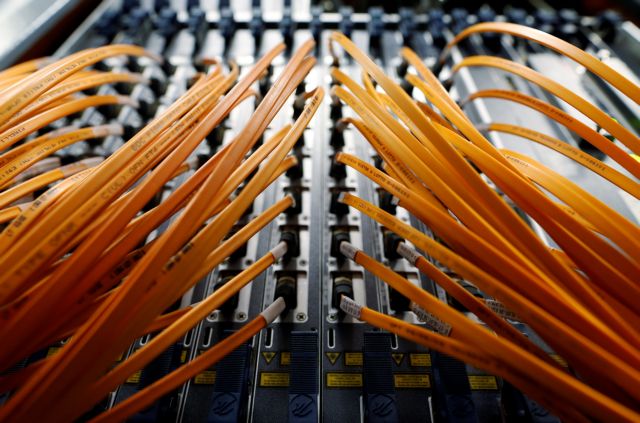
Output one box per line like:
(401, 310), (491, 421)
(320, 0), (639, 23)
(11, 0), (640, 67)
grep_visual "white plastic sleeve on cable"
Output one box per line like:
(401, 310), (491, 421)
(261, 297), (286, 324)
(339, 241), (358, 260)
(340, 295), (362, 320)
(270, 241), (288, 261)
(397, 242), (420, 265)
(92, 123), (124, 138)
(47, 125), (79, 138)
(410, 302), (452, 336)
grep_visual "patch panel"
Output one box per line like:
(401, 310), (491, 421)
(0, 1), (638, 421)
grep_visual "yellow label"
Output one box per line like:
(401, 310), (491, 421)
(409, 353), (431, 367)
(550, 354), (568, 368)
(344, 352), (363, 366)
(391, 353), (404, 366)
(262, 351), (276, 364)
(259, 372), (289, 387)
(326, 372), (363, 388)
(194, 370), (216, 385)
(326, 352), (341, 365)
(280, 351), (291, 366)
(394, 373), (430, 389)
(46, 347), (61, 357)
(468, 375), (498, 390)
(180, 350), (188, 363)
(126, 370), (142, 384)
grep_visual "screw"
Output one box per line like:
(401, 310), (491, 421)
(237, 312), (247, 320)
(296, 312), (306, 321)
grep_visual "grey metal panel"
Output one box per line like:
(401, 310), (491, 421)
(0, 0), (86, 67)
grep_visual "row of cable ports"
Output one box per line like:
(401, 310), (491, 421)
(326, 73), (358, 321)
(271, 83), (310, 320)
(368, 149), (426, 318)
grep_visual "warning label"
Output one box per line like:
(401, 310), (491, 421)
(550, 354), (568, 368)
(326, 372), (363, 388)
(468, 375), (498, 390)
(280, 351), (291, 366)
(391, 353), (404, 366)
(262, 351), (276, 364)
(194, 370), (216, 385)
(325, 352), (341, 365)
(394, 373), (430, 389)
(46, 347), (60, 357)
(259, 372), (290, 387)
(126, 370), (142, 384)
(409, 353), (431, 367)
(344, 352), (363, 366)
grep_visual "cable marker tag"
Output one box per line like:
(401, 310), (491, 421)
(339, 241), (358, 260)
(484, 299), (520, 322)
(340, 295), (362, 320)
(410, 303), (452, 336)
(270, 241), (288, 260)
(397, 242), (420, 265)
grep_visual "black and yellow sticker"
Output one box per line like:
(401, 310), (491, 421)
(126, 370), (142, 384)
(550, 354), (568, 368)
(46, 347), (61, 357)
(325, 352), (341, 365)
(394, 373), (430, 389)
(344, 352), (363, 366)
(391, 353), (404, 366)
(409, 353), (431, 367)
(259, 372), (290, 387)
(468, 375), (498, 390)
(280, 351), (290, 366)
(194, 370), (216, 385)
(262, 351), (276, 365)
(326, 372), (363, 388)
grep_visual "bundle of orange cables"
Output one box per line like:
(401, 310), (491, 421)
(329, 22), (640, 423)
(0, 39), (322, 422)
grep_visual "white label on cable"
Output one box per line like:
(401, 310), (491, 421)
(340, 295), (362, 320)
(484, 299), (520, 322)
(261, 297), (285, 323)
(270, 241), (288, 260)
(410, 303), (452, 336)
(48, 125), (79, 138)
(339, 241), (358, 260)
(397, 242), (420, 265)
